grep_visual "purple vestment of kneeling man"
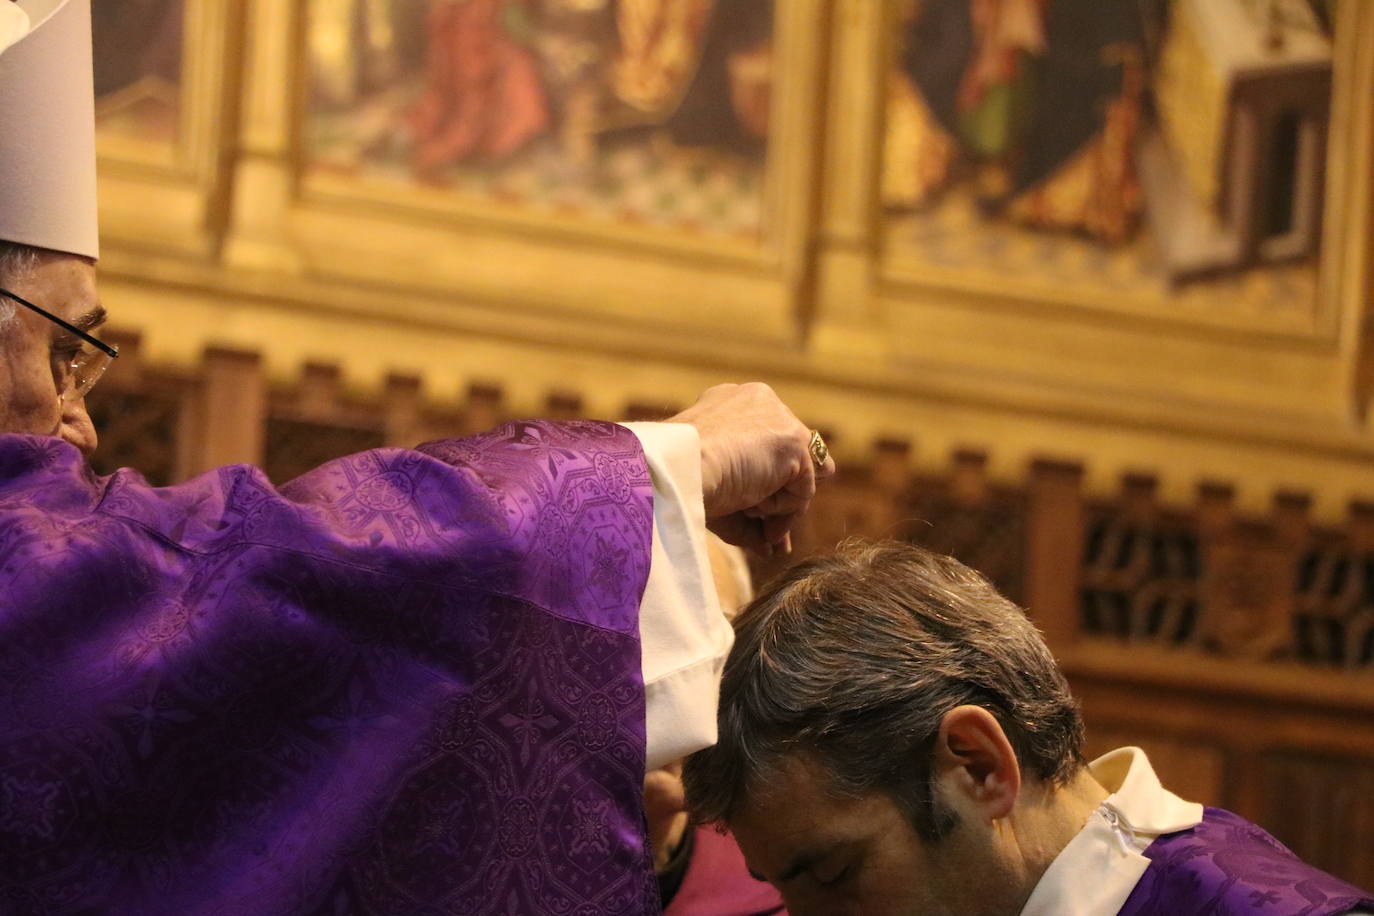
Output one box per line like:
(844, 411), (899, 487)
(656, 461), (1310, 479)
(0, 421), (659, 914)
(1119, 807), (1374, 916)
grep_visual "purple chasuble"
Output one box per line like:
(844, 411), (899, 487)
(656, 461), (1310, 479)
(1118, 807), (1374, 916)
(0, 422), (660, 915)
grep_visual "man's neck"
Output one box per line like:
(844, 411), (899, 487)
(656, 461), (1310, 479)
(1003, 767), (1111, 912)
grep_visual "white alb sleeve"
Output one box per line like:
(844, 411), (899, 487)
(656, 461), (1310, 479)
(622, 422), (735, 772)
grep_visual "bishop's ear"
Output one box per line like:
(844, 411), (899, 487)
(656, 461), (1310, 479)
(932, 705), (1021, 821)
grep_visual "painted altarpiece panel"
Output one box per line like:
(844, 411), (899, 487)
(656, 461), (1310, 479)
(880, 0), (1336, 326)
(305, 0), (777, 244)
(271, 0), (825, 348)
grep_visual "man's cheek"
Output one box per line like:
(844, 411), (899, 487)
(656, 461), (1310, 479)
(0, 355), (59, 436)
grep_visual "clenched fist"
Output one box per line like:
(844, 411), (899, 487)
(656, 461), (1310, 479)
(669, 383), (836, 553)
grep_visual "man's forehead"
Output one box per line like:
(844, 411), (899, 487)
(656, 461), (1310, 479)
(732, 756), (850, 866)
(735, 753), (822, 817)
(9, 253), (101, 321)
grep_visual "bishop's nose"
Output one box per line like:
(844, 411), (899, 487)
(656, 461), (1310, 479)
(59, 395), (98, 457)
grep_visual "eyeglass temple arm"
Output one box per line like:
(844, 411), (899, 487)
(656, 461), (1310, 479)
(0, 287), (119, 358)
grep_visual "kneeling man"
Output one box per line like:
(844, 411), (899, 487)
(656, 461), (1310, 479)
(684, 541), (1374, 916)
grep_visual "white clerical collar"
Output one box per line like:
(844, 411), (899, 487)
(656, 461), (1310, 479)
(1018, 747), (1205, 916)
(1091, 747), (1204, 836)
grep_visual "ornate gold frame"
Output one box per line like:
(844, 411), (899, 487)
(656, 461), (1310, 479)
(95, 0), (243, 257)
(218, 0), (827, 345)
(92, 0), (1374, 527)
(807, 0), (1374, 459)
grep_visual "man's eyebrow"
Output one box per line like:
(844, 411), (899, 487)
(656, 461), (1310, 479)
(68, 305), (107, 333)
(752, 846), (832, 885)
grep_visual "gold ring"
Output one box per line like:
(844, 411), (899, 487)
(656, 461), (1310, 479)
(808, 430), (829, 468)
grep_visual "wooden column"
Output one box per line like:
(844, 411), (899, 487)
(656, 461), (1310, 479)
(462, 383), (505, 436)
(1026, 459), (1085, 651)
(295, 362), (342, 416)
(949, 448), (990, 508)
(770, 0), (829, 319)
(222, 0), (304, 272)
(1331, 0), (1374, 418)
(809, 0), (891, 360)
(189, 347), (267, 472)
(1348, 500), (1374, 554)
(545, 391), (584, 421)
(383, 374), (424, 448)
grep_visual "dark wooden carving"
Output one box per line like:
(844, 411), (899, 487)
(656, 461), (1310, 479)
(1295, 540), (1374, 669)
(55, 343), (1374, 889)
(1199, 490), (1308, 660)
(902, 450), (1026, 602)
(1081, 480), (1201, 646)
(1260, 752), (1374, 891)
(264, 417), (386, 484)
(86, 388), (183, 487)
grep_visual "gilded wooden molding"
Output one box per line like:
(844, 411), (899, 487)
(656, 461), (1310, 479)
(855, 0), (1374, 442)
(91, 0), (1374, 529)
(96, 0), (243, 257)
(249, 0), (830, 343)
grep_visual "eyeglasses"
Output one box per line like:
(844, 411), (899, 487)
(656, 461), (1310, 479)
(0, 286), (119, 401)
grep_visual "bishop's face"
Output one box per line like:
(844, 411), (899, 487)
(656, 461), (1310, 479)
(0, 253), (102, 456)
(729, 755), (1022, 916)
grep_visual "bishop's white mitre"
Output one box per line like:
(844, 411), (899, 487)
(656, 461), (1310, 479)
(0, 0), (98, 259)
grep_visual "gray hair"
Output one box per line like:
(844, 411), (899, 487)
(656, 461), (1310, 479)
(683, 540), (1085, 842)
(0, 241), (42, 328)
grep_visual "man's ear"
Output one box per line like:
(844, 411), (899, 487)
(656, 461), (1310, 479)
(931, 705), (1021, 821)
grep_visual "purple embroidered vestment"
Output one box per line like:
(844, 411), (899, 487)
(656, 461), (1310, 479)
(0, 421), (659, 914)
(1119, 807), (1374, 916)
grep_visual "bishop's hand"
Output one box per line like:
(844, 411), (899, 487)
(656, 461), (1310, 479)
(669, 382), (836, 555)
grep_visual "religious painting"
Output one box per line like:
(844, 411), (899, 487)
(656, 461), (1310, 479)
(306, 0), (776, 241)
(883, 0), (1334, 317)
(92, 0), (185, 145)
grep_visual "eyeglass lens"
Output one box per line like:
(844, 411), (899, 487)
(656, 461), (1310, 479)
(60, 344), (115, 401)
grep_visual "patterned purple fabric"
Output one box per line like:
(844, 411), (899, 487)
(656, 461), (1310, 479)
(0, 421), (659, 915)
(1118, 807), (1374, 916)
